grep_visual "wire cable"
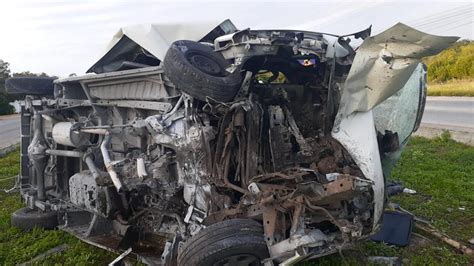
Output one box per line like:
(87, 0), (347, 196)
(412, 9), (472, 28)
(419, 13), (473, 32)
(440, 21), (473, 33)
(406, 4), (472, 25)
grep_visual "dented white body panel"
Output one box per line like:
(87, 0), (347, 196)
(332, 110), (384, 228)
(336, 23), (458, 119)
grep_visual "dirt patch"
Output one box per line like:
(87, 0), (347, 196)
(414, 125), (473, 146)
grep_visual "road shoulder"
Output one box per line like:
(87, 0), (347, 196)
(415, 124), (473, 146)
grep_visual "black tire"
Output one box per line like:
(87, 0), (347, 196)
(163, 40), (242, 102)
(5, 77), (56, 95)
(11, 207), (58, 231)
(178, 219), (269, 266)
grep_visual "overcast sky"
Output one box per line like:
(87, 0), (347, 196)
(1, 0), (472, 77)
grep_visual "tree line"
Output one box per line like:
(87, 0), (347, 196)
(0, 60), (49, 115)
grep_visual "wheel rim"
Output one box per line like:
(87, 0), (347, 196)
(213, 254), (260, 266)
(187, 52), (222, 76)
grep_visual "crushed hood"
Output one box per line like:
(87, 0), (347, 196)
(335, 23), (458, 120)
(88, 19), (237, 73)
(105, 20), (236, 61)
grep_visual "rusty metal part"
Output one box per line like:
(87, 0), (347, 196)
(221, 151), (247, 194)
(245, 204), (266, 219)
(325, 175), (355, 193)
(304, 197), (344, 232)
(282, 105), (311, 155)
(290, 200), (305, 235)
(215, 107), (248, 194)
(415, 222), (474, 255)
(203, 207), (244, 225)
(250, 172), (293, 184)
(243, 98), (261, 186)
(262, 208), (287, 246)
(303, 175), (357, 205)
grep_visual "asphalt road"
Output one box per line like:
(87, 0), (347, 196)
(0, 97), (472, 150)
(421, 96), (474, 132)
(0, 114), (20, 151)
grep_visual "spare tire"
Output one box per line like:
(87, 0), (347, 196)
(178, 219), (269, 266)
(163, 40), (242, 102)
(5, 77), (56, 95)
(11, 207), (58, 231)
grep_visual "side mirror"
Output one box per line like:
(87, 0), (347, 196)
(378, 130), (399, 153)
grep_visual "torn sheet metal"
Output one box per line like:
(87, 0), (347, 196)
(96, 19), (236, 63)
(332, 110), (384, 228)
(336, 23), (458, 119)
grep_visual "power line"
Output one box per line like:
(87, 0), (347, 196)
(406, 4), (472, 25)
(422, 21), (473, 37)
(411, 8), (470, 26)
(411, 9), (472, 28)
(440, 21), (473, 33)
(419, 13), (473, 32)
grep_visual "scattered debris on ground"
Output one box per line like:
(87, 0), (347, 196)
(18, 244), (69, 266)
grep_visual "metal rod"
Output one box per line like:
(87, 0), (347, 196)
(136, 158), (148, 178)
(78, 124), (131, 130)
(46, 149), (84, 158)
(100, 133), (124, 192)
(79, 128), (109, 135)
(84, 155), (101, 179)
(162, 94), (184, 121)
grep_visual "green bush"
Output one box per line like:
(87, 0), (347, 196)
(0, 94), (14, 115)
(423, 40), (474, 83)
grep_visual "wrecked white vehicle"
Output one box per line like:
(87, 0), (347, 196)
(6, 20), (457, 265)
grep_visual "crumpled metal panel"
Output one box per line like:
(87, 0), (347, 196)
(89, 78), (172, 100)
(332, 110), (384, 229)
(92, 19), (236, 64)
(336, 23), (458, 119)
(69, 171), (107, 214)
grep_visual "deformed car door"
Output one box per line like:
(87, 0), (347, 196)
(335, 23), (458, 120)
(373, 63), (427, 176)
(332, 23), (458, 226)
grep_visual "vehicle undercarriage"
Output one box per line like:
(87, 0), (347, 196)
(6, 20), (458, 265)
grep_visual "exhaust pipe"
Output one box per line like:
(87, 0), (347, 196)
(100, 133), (125, 192)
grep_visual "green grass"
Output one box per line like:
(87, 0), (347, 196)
(1, 134), (473, 265)
(0, 150), (115, 265)
(427, 79), (474, 96)
(391, 133), (474, 243)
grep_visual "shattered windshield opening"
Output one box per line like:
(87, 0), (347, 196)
(374, 63), (427, 145)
